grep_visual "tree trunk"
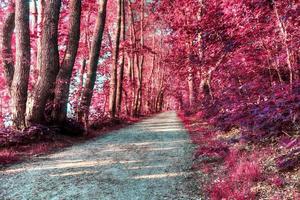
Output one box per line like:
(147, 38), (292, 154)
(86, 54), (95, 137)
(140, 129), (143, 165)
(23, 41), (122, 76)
(11, 0), (31, 129)
(188, 66), (196, 107)
(31, 0), (38, 31)
(30, 0), (39, 80)
(109, 0), (122, 118)
(52, 0), (81, 123)
(1, 5), (15, 92)
(27, 0), (61, 125)
(200, 53), (227, 100)
(77, 0), (108, 124)
(147, 34), (156, 113)
(36, 0), (45, 72)
(128, 0), (138, 116)
(75, 58), (86, 119)
(116, 0), (126, 115)
(273, 1), (293, 86)
(133, 0), (145, 116)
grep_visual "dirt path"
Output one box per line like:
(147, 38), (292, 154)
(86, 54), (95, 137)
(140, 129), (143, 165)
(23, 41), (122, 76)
(0, 112), (202, 200)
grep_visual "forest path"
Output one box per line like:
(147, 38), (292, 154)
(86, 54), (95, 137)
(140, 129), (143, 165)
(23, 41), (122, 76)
(0, 111), (202, 200)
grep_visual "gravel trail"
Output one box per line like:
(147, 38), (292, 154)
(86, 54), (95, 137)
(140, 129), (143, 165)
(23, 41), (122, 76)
(0, 111), (202, 200)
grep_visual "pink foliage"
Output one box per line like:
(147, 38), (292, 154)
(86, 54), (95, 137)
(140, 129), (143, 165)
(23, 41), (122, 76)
(210, 154), (262, 200)
(0, 149), (19, 164)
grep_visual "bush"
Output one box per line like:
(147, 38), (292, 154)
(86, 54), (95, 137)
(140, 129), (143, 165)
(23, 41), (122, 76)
(209, 153), (262, 200)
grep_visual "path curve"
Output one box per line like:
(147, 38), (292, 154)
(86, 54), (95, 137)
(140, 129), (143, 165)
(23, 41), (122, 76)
(0, 112), (201, 200)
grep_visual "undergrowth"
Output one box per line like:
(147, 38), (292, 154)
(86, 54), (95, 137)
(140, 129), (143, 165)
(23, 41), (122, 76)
(0, 116), (138, 166)
(179, 103), (300, 200)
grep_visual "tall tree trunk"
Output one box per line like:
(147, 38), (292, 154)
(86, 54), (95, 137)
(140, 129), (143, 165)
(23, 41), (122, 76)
(52, 0), (81, 123)
(76, 59), (86, 119)
(77, 0), (108, 124)
(11, 0), (31, 129)
(200, 53), (227, 100)
(116, 0), (126, 115)
(37, 0), (45, 72)
(31, 0), (39, 80)
(188, 66), (196, 107)
(273, 1), (293, 86)
(147, 34), (155, 113)
(109, 0), (122, 118)
(1, 4), (15, 92)
(128, 0), (137, 116)
(27, 0), (61, 124)
(31, 0), (38, 31)
(133, 0), (144, 116)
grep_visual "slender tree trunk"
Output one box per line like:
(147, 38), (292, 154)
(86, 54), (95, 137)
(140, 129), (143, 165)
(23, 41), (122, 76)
(109, 0), (122, 118)
(11, 0), (31, 129)
(77, 0), (108, 124)
(188, 66), (196, 107)
(131, 54), (136, 116)
(273, 1), (293, 86)
(133, 0), (144, 116)
(158, 91), (164, 112)
(1, 4), (15, 92)
(201, 53), (226, 100)
(147, 34), (155, 113)
(27, 0), (61, 124)
(31, 0), (39, 80)
(76, 59), (86, 118)
(31, 0), (38, 31)
(138, 0), (145, 115)
(52, 0), (81, 123)
(116, 0), (126, 115)
(128, 0), (137, 116)
(37, 0), (45, 72)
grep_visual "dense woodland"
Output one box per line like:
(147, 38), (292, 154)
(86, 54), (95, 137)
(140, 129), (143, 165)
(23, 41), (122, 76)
(0, 0), (299, 199)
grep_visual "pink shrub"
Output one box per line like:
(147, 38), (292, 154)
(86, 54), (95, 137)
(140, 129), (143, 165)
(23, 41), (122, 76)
(210, 178), (255, 200)
(0, 149), (19, 164)
(225, 148), (240, 168)
(268, 175), (285, 188)
(232, 160), (262, 182)
(209, 151), (262, 200)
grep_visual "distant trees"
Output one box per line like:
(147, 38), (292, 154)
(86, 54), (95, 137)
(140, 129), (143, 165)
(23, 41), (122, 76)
(156, 0), (300, 112)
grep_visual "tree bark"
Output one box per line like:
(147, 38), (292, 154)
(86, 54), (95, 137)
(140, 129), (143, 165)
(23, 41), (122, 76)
(273, 1), (293, 86)
(133, 0), (145, 116)
(31, 0), (38, 31)
(11, 0), (31, 129)
(52, 0), (81, 123)
(200, 53), (227, 100)
(75, 59), (86, 119)
(1, 5), (15, 92)
(188, 66), (196, 107)
(116, 0), (126, 115)
(128, 0), (137, 116)
(27, 0), (61, 124)
(109, 0), (122, 118)
(77, 0), (108, 124)
(36, 0), (45, 72)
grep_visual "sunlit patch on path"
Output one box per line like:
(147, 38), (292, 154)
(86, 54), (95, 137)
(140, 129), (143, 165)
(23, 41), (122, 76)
(0, 111), (201, 200)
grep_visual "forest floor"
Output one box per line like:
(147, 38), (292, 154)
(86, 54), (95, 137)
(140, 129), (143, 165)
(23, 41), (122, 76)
(0, 117), (140, 166)
(0, 111), (203, 200)
(180, 113), (300, 199)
